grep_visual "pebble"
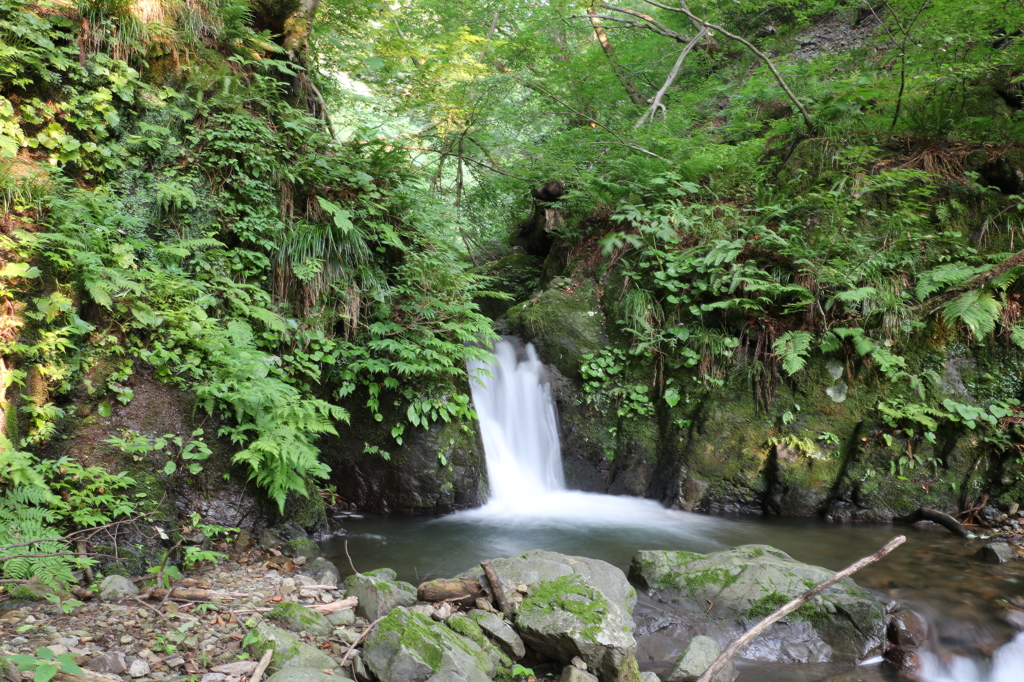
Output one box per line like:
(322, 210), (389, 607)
(128, 659), (151, 678)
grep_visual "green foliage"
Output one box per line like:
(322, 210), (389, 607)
(6, 647), (84, 682)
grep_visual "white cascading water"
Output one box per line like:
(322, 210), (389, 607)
(919, 632), (1024, 682)
(466, 339), (564, 501)
(462, 337), (719, 535)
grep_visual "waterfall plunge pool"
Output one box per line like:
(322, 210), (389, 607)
(320, 339), (1024, 681)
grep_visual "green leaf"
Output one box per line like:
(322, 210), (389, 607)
(0, 262), (41, 279)
(773, 331), (813, 376)
(35, 663), (58, 682)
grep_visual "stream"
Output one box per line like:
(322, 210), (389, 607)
(321, 339), (1024, 681)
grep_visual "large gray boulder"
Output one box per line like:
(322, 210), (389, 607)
(345, 569), (417, 621)
(629, 545), (886, 664)
(462, 550), (641, 682)
(244, 624), (341, 672)
(362, 606), (493, 682)
(303, 557), (341, 587)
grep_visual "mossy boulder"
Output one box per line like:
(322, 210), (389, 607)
(362, 606), (493, 682)
(244, 623), (340, 672)
(344, 570), (417, 621)
(505, 280), (608, 380)
(267, 602), (333, 637)
(461, 550), (640, 682)
(282, 537), (321, 561)
(629, 545), (887, 664)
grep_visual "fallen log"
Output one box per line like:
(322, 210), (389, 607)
(417, 577), (486, 605)
(696, 535), (907, 682)
(895, 507), (971, 538)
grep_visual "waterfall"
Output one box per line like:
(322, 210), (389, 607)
(462, 337), (717, 536)
(919, 632), (1024, 682)
(467, 338), (565, 502)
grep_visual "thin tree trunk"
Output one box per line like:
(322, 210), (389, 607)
(588, 8), (647, 107)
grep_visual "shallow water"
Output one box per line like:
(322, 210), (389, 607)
(322, 497), (1022, 674)
(322, 339), (1024, 679)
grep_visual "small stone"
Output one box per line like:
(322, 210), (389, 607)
(87, 652), (127, 675)
(326, 608), (356, 627)
(164, 603), (179, 614)
(976, 542), (1015, 564)
(474, 597), (494, 613)
(201, 674), (227, 682)
(571, 656), (587, 670)
(165, 657), (186, 668)
(57, 637), (80, 648)
(9, 637), (28, 646)
(559, 666), (598, 682)
(120, 635), (134, 645)
(280, 578), (296, 595)
(98, 575), (140, 601)
(888, 609), (928, 647)
(128, 659), (151, 678)
(293, 556), (308, 567)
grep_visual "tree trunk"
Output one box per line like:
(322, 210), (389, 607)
(588, 8), (646, 107)
(282, 0), (322, 64)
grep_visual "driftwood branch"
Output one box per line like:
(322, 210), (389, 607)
(480, 560), (511, 615)
(696, 535), (907, 682)
(340, 614), (386, 669)
(895, 507), (971, 537)
(250, 648), (273, 682)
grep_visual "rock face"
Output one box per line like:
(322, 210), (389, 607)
(630, 545), (887, 664)
(344, 569), (418, 621)
(362, 607), (493, 682)
(320, 400), (487, 514)
(462, 550), (641, 682)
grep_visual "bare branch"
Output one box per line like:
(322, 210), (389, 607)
(638, 27), (708, 125)
(636, 0), (817, 132)
(697, 535), (906, 682)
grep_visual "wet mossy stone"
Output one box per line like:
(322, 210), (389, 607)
(505, 281), (608, 379)
(7, 578), (65, 602)
(267, 602), (334, 637)
(98, 575), (140, 601)
(362, 606), (493, 682)
(466, 609), (526, 658)
(244, 623), (340, 672)
(629, 545), (887, 664)
(344, 571), (417, 621)
(460, 550), (640, 682)
(283, 537), (321, 561)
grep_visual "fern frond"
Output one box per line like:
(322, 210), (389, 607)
(773, 331), (812, 376)
(941, 290), (1001, 336)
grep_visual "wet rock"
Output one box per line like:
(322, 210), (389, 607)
(244, 623), (340, 672)
(466, 609), (526, 658)
(362, 606), (493, 682)
(303, 557), (340, 587)
(344, 571), (417, 622)
(975, 542), (1015, 564)
(259, 524), (308, 551)
(882, 646), (919, 673)
(667, 635), (735, 682)
(7, 579), (61, 602)
(630, 545), (887, 664)
(267, 602), (333, 637)
(461, 550), (639, 682)
(264, 668), (352, 682)
(98, 575), (140, 601)
(560, 666), (599, 682)
(87, 652), (127, 674)
(887, 609), (928, 647)
(639, 673), (660, 682)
